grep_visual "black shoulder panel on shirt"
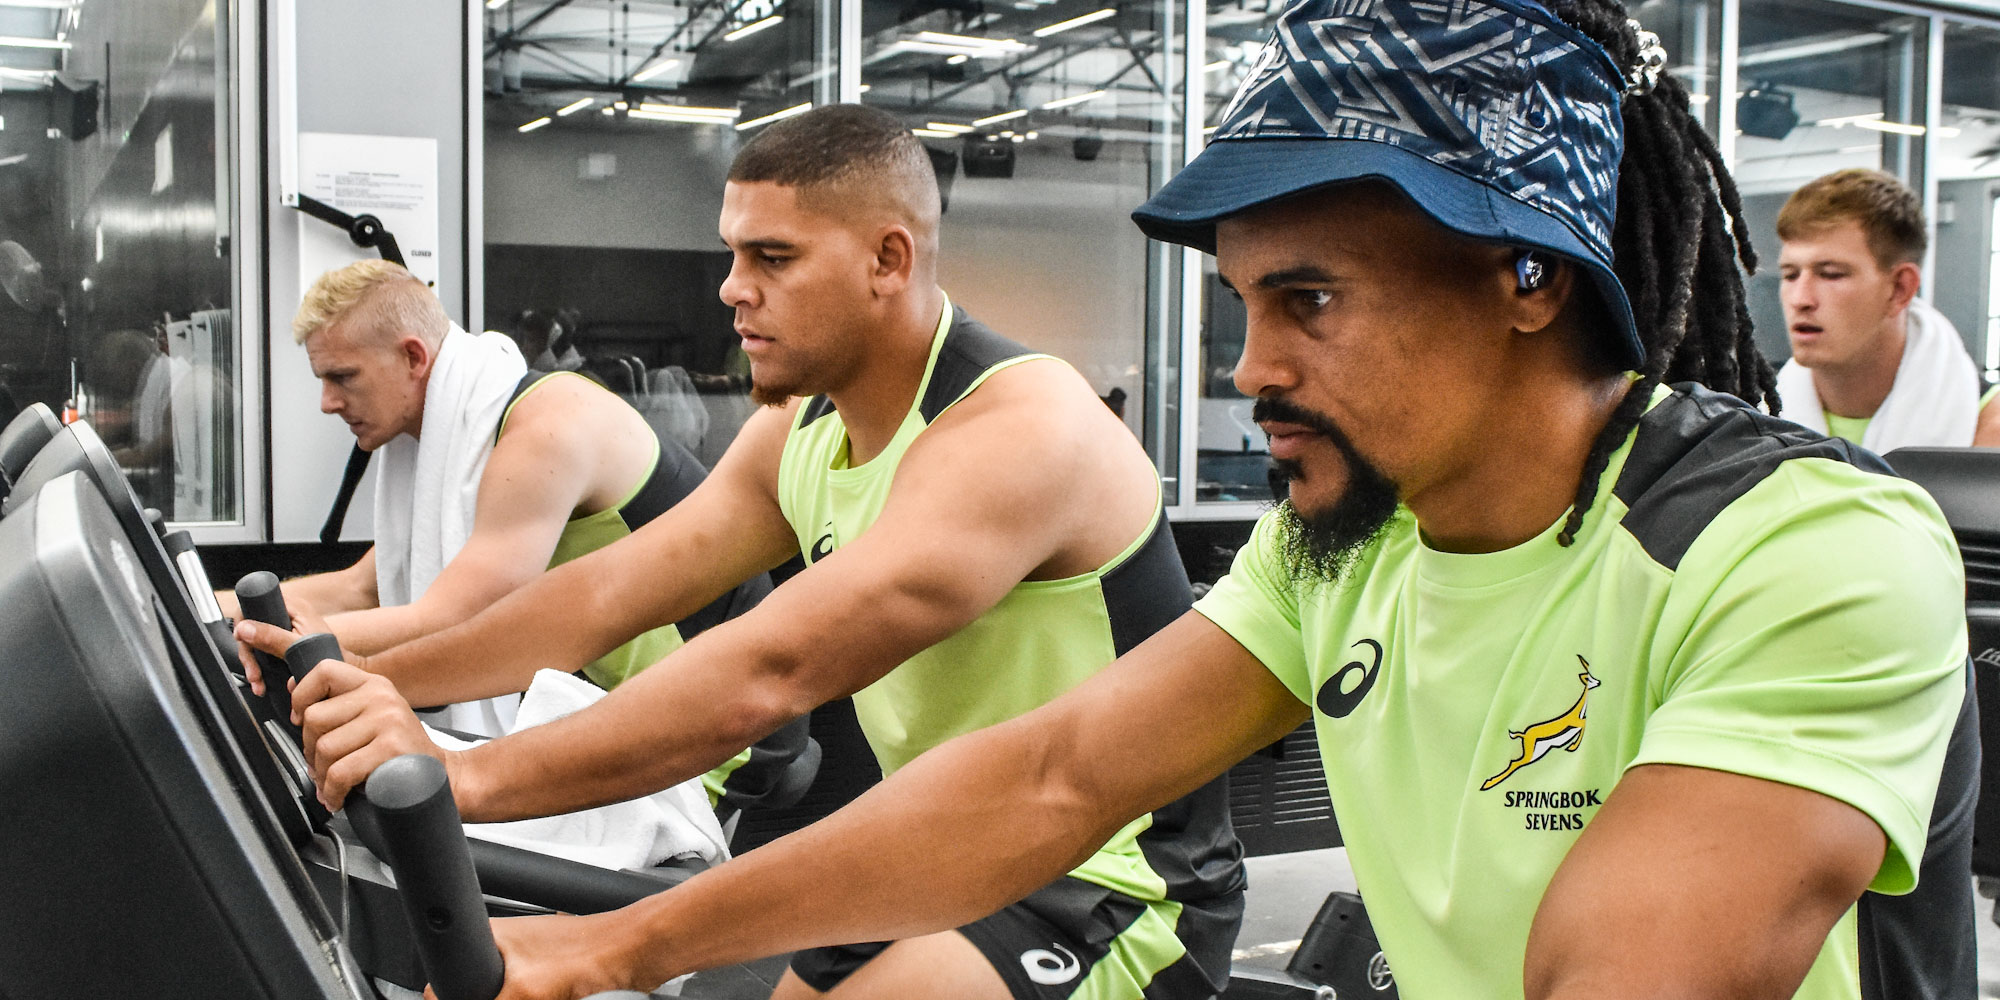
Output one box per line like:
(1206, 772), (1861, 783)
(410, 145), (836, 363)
(1611, 383), (1892, 571)
(918, 307), (1037, 424)
(493, 369), (553, 444)
(798, 394), (838, 427)
(1101, 512), (1195, 656)
(615, 433), (773, 638)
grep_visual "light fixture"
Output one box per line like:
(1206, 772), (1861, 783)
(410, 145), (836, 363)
(724, 15), (784, 41)
(1816, 112), (1884, 127)
(973, 108), (1028, 126)
(0, 1), (77, 8)
(601, 106), (616, 116)
(926, 121), (975, 133)
(631, 57), (681, 82)
(518, 117), (551, 132)
(630, 104), (742, 125)
(556, 97), (594, 117)
(1010, 134), (1025, 143)
(1033, 8), (1114, 37)
(0, 35), (69, 49)
(1202, 59), (1231, 73)
(912, 128), (956, 138)
(637, 102), (739, 118)
(858, 84), (872, 92)
(917, 30), (1028, 50)
(614, 100), (629, 110)
(486, 0), (509, 8)
(947, 53), (969, 64)
(736, 102), (812, 131)
(1040, 89), (1105, 110)
(1854, 118), (1926, 136)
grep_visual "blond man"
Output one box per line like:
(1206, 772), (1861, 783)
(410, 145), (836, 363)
(235, 261), (801, 807)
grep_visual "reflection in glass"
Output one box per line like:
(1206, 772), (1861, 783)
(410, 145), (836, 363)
(1933, 21), (2000, 384)
(0, 0), (240, 523)
(856, 0), (1184, 482)
(482, 0), (838, 467)
(1732, 0), (1926, 361)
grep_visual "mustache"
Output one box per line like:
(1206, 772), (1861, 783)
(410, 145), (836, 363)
(1251, 396), (1348, 447)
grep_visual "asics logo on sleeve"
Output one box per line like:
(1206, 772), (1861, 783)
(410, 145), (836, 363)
(1020, 944), (1082, 985)
(1316, 639), (1384, 718)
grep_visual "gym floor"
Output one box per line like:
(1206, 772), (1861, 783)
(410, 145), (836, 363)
(673, 848), (2000, 998)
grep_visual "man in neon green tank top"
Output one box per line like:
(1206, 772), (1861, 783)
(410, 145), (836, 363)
(252, 104), (1245, 999)
(423, 4), (1975, 999)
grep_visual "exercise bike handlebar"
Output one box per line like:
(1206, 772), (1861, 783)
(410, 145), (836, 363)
(282, 631), (505, 1000)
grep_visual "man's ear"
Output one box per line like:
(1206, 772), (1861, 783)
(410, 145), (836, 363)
(1887, 260), (1921, 314)
(871, 225), (917, 297)
(401, 334), (436, 379)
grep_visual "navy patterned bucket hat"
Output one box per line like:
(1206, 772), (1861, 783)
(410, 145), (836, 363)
(1134, 0), (1643, 368)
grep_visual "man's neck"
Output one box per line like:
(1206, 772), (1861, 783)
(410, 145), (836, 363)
(1405, 372), (1634, 554)
(1812, 314), (1905, 419)
(823, 285), (948, 465)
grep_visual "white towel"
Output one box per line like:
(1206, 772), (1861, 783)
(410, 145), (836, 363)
(372, 325), (527, 736)
(426, 669), (730, 870)
(1776, 298), (1979, 452)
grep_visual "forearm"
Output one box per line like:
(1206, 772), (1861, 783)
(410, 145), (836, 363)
(618, 718), (1119, 983)
(327, 603), (450, 660)
(281, 568), (377, 616)
(372, 552), (697, 708)
(452, 625), (809, 822)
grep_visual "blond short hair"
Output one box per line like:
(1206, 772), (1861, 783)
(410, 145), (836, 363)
(1776, 169), (1926, 270)
(293, 259), (448, 346)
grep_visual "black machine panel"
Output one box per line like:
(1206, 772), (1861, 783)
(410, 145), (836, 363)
(0, 471), (361, 998)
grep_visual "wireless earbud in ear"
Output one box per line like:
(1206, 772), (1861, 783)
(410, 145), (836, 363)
(1515, 252), (1550, 292)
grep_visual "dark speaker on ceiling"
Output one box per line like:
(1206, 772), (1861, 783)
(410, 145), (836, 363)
(1736, 85), (1799, 141)
(51, 76), (99, 141)
(962, 137), (1015, 178)
(1072, 135), (1105, 161)
(926, 145), (959, 214)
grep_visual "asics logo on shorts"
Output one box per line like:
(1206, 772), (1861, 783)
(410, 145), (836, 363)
(1020, 943), (1081, 985)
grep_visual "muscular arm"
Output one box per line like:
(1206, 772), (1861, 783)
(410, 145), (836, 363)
(495, 614), (1309, 997)
(1523, 763), (1886, 999)
(448, 365), (1137, 819)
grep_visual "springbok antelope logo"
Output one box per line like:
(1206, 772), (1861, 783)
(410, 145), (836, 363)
(1480, 657), (1600, 792)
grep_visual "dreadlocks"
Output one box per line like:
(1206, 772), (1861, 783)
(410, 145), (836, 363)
(1545, 0), (1778, 546)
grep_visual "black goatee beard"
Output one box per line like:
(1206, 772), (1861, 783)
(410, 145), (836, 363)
(1254, 396), (1401, 588)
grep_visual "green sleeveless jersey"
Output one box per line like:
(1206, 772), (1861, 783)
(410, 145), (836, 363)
(775, 300), (1243, 908)
(499, 372), (803, 807)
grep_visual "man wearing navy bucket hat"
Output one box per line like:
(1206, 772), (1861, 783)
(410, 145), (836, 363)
(475, 1), (1976, 997)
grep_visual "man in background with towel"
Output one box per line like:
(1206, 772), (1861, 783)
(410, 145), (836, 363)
(1775, 168), (1995, 450)
(235, 260), (805, 812)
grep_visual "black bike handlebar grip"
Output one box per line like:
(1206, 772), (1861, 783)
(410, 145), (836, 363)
(282, 632), (346, 685)
(236, 571), (298, 726)
(365, 754), (505, 1000)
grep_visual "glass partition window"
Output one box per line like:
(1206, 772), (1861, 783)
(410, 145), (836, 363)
(482, 0), (837, 469)
(1732, 0), (1928, 360)
(0, 0), (242, 525)
(858, 0), (1186, 475)
(1933, 20), (2000, 385)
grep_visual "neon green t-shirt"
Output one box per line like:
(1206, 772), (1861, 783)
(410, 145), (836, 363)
(1196, 384), (1965, 1000)
(1823, 410), (1871, 446)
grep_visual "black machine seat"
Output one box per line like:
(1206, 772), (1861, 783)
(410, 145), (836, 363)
(0, 401), (61, 495)
(1885, 446), (2000, 879)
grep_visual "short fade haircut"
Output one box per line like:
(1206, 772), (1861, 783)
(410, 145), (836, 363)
(293, 259), (449, 346)
(1777, 168), (1927, 269)
(728, 103), (940, 223)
